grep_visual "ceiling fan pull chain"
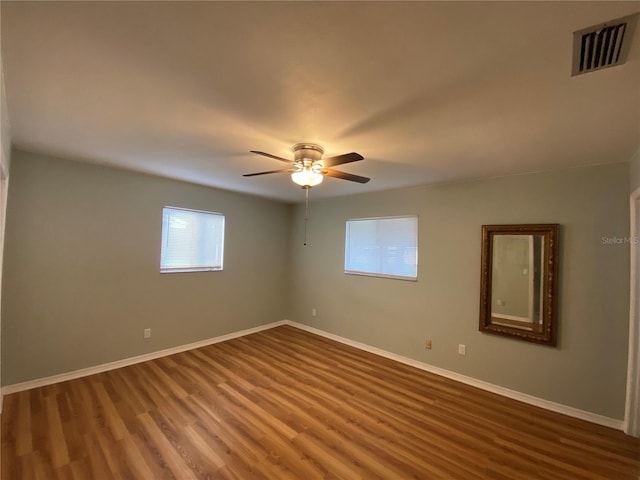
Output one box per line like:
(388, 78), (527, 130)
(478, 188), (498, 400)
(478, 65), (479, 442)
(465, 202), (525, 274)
(304, 186), (310, 246)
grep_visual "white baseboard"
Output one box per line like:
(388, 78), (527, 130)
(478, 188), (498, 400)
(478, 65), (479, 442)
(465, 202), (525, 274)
(284, 321), (624, 431)
(2, 320), (287, 396)
(1, 318), (623, 432)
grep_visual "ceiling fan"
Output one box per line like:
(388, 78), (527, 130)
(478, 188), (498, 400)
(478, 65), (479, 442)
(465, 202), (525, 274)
(244, 143), (370, 188)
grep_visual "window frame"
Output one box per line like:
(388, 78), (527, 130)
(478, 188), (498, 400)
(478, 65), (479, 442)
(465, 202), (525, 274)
(160, 206), (225, 274)
(344, 215), (418, 281)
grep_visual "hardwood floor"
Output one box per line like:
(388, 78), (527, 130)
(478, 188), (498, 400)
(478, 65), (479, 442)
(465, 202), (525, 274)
(2, 325), (639, 479)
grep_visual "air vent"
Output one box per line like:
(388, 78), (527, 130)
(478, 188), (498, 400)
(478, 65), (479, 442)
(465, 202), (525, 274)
(572, 12), (638, 76)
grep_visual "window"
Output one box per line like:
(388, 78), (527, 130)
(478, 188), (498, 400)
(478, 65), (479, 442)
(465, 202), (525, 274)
(345, 216), (418, 280)
(160, 207), (225, 273)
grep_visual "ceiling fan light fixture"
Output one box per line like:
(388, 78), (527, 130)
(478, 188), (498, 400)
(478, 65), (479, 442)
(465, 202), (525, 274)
(291, 169), (323, 188)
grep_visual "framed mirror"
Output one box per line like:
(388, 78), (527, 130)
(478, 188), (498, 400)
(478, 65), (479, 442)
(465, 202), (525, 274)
(479, 224), (559, 346)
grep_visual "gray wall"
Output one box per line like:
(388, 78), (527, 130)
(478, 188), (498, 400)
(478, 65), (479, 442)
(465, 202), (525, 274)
(288, 163), (630, 419)
(2, 150), (291, 385)
(2, 150), (632, 420)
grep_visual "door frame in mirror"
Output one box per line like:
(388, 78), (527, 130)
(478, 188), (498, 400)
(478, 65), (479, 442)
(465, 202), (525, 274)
(479, 224), (560, 346)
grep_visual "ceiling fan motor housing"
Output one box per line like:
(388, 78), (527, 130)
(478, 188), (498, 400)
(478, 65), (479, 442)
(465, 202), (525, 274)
(292, 143), (324, 167)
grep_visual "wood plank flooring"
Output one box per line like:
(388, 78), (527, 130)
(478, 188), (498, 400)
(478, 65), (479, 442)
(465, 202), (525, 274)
(2, 325), (639, 479)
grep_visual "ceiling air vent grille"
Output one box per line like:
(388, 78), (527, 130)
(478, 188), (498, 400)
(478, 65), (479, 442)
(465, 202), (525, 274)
(572, 12), (638, 76)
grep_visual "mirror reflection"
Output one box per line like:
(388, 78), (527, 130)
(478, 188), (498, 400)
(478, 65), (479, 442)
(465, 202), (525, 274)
(491, 235), (544, 332)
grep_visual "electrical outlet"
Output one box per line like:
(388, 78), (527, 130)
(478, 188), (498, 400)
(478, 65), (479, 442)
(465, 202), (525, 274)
(424, 339), (432, 349)
(312, 308), (317, 317)
(144, 328), (151, 339)
(458, 344), (466, 356)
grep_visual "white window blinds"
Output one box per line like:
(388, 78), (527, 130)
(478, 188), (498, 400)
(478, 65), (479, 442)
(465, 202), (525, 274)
(160, 207), (225, 273)
(345, 216), (418, 280)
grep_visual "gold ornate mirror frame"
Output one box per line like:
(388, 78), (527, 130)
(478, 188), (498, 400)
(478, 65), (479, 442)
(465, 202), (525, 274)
(479, 224), (559, 346)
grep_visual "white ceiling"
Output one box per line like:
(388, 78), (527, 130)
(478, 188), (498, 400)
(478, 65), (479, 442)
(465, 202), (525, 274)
(1, 2), (639, 203)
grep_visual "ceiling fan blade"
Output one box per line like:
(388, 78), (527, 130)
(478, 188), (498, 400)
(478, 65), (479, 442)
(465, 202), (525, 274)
(250, 150), (296, 164)
(243, 168), (297, 177)
(321, 152), (364, 168)
(324, 169), (370, 184)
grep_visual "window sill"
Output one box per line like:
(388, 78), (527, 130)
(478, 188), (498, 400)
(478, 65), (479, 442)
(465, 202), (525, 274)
(344, 270), (417, 282)
(160, 267), (223, 274)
